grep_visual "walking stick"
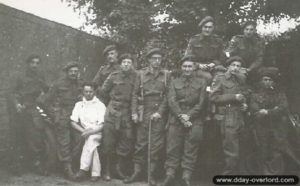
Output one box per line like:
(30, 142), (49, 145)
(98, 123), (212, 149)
(147, 119), (152, 186)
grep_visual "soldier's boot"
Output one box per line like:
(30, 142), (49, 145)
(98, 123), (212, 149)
(149, 163), (157, 186)
(158, 174), (174, 186)
(123, 163), (141, 184)
(64, 163), (76, 180)
(116, 156), (126, 179)
(182, 169), (192, 186)
(103, 156), (112, 181)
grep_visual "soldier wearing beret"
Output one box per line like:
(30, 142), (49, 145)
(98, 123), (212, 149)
(124, 48), (169, 185)
(100, 53), (137, 181)
(8, 54), (49, 175)
(93, 44), (120, 88)
(210, 56), (249, 175)
(249, 67), (289, 174)
(185, 16), (226, 84)
(43, 61), (84, 180)
(160, 55), (207, 186)
(226, 21), (265, 78)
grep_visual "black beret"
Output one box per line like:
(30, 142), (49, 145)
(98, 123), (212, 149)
(63, 61), (80, 72)
(103, 44), (117, 56)
(118, 53), (134, 63)
(146, 48), (163, 58)
(242, 20), (257, 30)
(258, 67), (280, 80)
(225, 56), (244, 67)
(180, 55), (196, 64)
(26, 54), (41, 64)
(198, 16), (214, 28)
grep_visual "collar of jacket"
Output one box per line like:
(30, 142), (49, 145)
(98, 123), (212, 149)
(144, 66), (164, 76)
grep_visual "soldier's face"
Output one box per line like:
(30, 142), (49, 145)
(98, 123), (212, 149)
(67, 66), (79, 80)
(149, 54), (162, 69)
(106, 50), (118, 64)
(201, 22), (214, 36)
(243, 24), (256, 38)
(181, 61), (195, 76)
(28, 58), (41, 72)
(228, 61), (241, 75)
(261, 76), (274, 89)
(83, 85), (95, 101)
(120, 58), (133, 72)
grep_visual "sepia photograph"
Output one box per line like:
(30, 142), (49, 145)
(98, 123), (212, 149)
(0, 0), (299, 185)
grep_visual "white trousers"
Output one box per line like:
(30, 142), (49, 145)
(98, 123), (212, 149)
(80, 134), (101, 177)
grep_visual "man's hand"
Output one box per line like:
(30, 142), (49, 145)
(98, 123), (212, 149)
(241, 103), (248, 112)
(199, 64), (209, 71)
(207, 63), (215, 69)
(180, 114), (190, 122)
(235, 94), (245, 102)
(258, 109), (268, 115)
(132, 113), (138, 124)
(183, 121), (193, 128)
(150, 112), (161, 122)
(16, 103), (25, 113)
(81, 128), (94, 138)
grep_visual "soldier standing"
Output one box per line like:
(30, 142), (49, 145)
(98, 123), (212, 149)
(8, 54), (48, 175)
(226, 21), (265, 78)
(210, 56), (249, 175)
(93, 44), (120, 88)
(101, 53), (137, 181)
(124, 48), (169, 185)
(185, 16), (226, 84)
(249, 67), (289, 175)
(160, 55), (207, 186)
(43, 61), (83, 180)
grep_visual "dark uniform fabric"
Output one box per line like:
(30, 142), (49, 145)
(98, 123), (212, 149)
(210, 72), (249, 175)
(101, 69), (137, 157)
(43, 77), (83, 164)
(227, 35), (265, 72)
(93, 63), (120, 88)
(185, 33), (226, 83)
(165, 74), (207, 176)
(131, 67), (169, 165)
(8, 69), (56, 171)
(250, 88), (289, 174)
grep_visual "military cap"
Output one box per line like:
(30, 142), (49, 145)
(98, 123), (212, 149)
(259, 67), (280, 80)
(63, 61), (80, 71)
(146, 48), (163, 58)
(180, 55), (196, 64)
(26, 54), (41, 64)
(103, 44), (117, 56)
(198, 16), (214, 28)
(242, 20), (257, 30)
(118, 53), (134, 63)
(225, 56), (244, 67)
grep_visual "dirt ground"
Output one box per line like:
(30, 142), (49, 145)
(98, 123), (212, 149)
(0, 168), (216, 186)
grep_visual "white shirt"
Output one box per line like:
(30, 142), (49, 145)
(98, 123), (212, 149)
(70, 96), (106, 129)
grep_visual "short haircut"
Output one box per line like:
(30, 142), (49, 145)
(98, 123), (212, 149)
(82, 81), (98, 91)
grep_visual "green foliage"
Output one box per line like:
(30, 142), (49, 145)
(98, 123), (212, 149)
(63, 0), (300, 68)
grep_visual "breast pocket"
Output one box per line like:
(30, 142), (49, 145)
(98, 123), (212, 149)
(223, 81), (236, 94)
(174, 82), (185, 99)
(192, 44), (205, 58)
(58, 87), (70, 99)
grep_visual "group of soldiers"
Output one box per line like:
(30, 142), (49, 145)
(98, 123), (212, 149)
(7, 15), (297, 186)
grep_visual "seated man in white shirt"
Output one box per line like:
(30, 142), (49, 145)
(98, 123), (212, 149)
(70, 82), (106, 182)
